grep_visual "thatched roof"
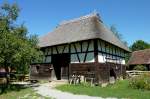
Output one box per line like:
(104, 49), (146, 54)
(128, 49), (150, 65)
(39, 13), (130, 51)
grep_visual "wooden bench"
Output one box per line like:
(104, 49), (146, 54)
(84, 72), (96, 86)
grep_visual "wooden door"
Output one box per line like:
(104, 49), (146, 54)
(52, 54), (70, 80)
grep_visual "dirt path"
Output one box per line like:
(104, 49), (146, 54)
(33, 82), (119, 99)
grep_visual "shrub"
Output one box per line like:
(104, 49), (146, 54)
(129, 73), (150, 90)
(133, 65), (147, 71)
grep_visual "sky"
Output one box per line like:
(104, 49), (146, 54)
(0, 0), (150, 46)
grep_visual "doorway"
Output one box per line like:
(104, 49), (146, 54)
(109, 67), (116, 84)
(52, 53), (70, 80)
(110, 68), (116, 79)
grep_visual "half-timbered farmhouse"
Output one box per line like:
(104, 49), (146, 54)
(30, 13), (130, 83)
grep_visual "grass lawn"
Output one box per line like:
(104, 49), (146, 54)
(56, 80), (150, 99)
(0, 84), (51, 99)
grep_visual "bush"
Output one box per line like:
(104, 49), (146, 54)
(129, 73), (150, 90)
(133, 65), (147, 71)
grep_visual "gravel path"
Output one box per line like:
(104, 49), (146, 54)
(33, 83), (120, 99)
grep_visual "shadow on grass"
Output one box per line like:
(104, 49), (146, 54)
(0, 84), (26, 94)
(0, 83), (39, 95)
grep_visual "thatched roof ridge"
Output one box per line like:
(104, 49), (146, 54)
(39, 13), (130, 51)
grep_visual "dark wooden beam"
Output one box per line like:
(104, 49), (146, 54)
(55, 46), (59, 54)
(99, 40), (103, 51)
(110, 44), (113, 59)
(69, 44), (71, 80)
(115, 47), (117, 63)
(51, 47), (54, 55)
(73, 43), (80, 62)
(94, 39), (98, 63)
(62, 45), (67, 53)
(70, 51), (94, 54)
(98, 51), (125, 58)
(104, 42), (108, 63)
(83, 41), (90, 62)
(80, 42), (82, 52)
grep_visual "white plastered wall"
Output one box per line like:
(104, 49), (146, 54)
(97, 40), (126, 64)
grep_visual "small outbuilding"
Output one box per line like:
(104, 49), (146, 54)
(30, 12), (130, 83)
(128, 49), (150, 70)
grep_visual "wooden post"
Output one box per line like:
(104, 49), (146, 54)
(94, 39), (99, 83)
(94, 39), (98, 63)
(68, 44), (71, 81)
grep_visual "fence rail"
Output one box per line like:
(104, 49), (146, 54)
(126, 70), (150, 77)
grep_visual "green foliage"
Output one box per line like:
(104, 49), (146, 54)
(1, 3), (19, 21)
(133, 65), (147, 71)
(125, 53), (131, 64)
(0, 2), (43, 74)
(129, 73), (150, 90)
(130, 40), (150, 51)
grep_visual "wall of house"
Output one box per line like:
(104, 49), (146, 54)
(43, 44), (69, 63)
(42, 40), (95, 64)
(42, 39), (126, 65)
(96, 63), (126, 83)
(97, 40), (126, 65)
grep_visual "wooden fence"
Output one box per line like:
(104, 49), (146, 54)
(126, 70), (150, 77)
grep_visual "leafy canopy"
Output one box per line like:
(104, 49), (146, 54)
(130, 40), (150, 51)
(0, 2), (43, 74)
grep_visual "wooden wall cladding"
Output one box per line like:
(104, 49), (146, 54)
(97, 63), (126, 82)
(96, 63), (109, 83)
(30, 64), (52, 80)
(70, 63), (126, 83)
(70, 63), (96, 74)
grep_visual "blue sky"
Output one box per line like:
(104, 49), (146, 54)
(0, 0), (150, 46)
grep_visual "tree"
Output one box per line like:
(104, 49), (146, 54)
(0, 3), (43, 77)
(110, 25), (128, 46)
(130, 40), (150, 51)
(133, 65), (147, 71)
(110, 25), (122, 40)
